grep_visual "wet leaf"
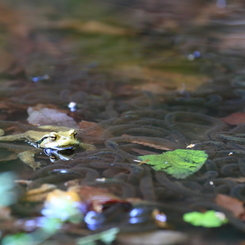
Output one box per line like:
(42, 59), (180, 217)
(2, 218), (62, 245)
(0, 48), (16, 73)
(77, 227), (119, 245)
(52, 20), (131, 36)
(221, 112), (245, 125)
(117, 230), (187, 245)
(215, 194), (245, 221)
(138, 149), (208, 179)
(2, 233), (33, 245)
(122, 134), (176, 151)
(226, 177), (245, 183)
(21, 184), (57, 202)
(183, 210), (228, 227)
(79, 120), (110, 137)
(113, 66), (209, 92)
(43, 189), (82, 223)
(131, 148), (157, 156)
(0, 172), (18, 206)
(0, 206), (11, 220)
(69, 186), (128, 212)
(152, 209), (168, 228)
(27, 106), (78, 128)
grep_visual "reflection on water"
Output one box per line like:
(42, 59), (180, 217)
(1, 0), (245, 244)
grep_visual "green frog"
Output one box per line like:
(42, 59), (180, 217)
(0, 125), (96, 170)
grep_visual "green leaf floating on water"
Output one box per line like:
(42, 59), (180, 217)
(183, 210), (228, 227)
(138, 149), (208, 179)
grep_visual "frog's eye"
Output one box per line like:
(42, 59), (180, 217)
(69, 129), (77, 137)
(49, 133), (57, 141)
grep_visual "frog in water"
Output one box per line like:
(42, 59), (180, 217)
(0, 125), (96, 170)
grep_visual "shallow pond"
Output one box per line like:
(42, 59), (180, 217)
(1, 1), (245, 245)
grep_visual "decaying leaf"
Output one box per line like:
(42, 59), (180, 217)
(117, 230), (188, 245)
(69, 186), (128, 213)
(0, 207), (11, 220)
(138, 149), (208, 179)
(50, 20), (131, 36)
(152, 209), (168, 228)
(79, 120), (110, 138)
(215, 194), (245, 221)
(77, 227), (119, 245)
(43, 189), (83, 223)
(122, 134), (177, 151)
(27, 106), (78, 128)
(226, 177), (245, 183)
(21, 184), (57, 202)
(131, 148), (157, 156)
(0, 172), (18, 207)
(221, 112), (245, 125)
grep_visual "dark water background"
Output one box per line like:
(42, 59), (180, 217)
(1, 0), (245, 244)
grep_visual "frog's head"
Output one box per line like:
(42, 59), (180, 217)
(36, 129), (80, 150)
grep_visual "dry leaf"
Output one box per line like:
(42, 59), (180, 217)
(215, 194), (245, 221)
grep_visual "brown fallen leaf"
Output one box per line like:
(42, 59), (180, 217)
(117, 230), (188, 245)
(79, 120), (109, 137)
(69, 185), (129, 213)
(0, 100), (27, 117)
(49, 20), (132, 36)
(122, 134), (178, 151)
(113, 66), (208, 92)
(221, 112), (245, 125)
(0, 207), (11, 220)
(0, 152), (18, 162)
(27, 106), (78, 128)
(21, 184), (57, 202)
(0, 49), (16, 73)
(215, 194), (245, 221)
(152, 209), (168, 228)
(45, 189), (81, 205)
(131, 148), (157, 156)
(225, 177), (245, 183)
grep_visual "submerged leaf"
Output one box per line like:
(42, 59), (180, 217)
(117, 230), (188, 245)
(69, 186), (128, 213)
(138, 149), (208, 179)
(215, 194), (245, 221)
(0, 172), (18, 206)
(27, 106), (78, 128)
(77, 227), (119, 245)
(43, 189), (83, 223)
(183, 210), (228, 227)
(221, 112), (245, 125)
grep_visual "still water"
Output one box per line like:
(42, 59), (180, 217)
(0, 0), (245, 244)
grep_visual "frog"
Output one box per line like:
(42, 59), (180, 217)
(0, 125), (96, 170)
